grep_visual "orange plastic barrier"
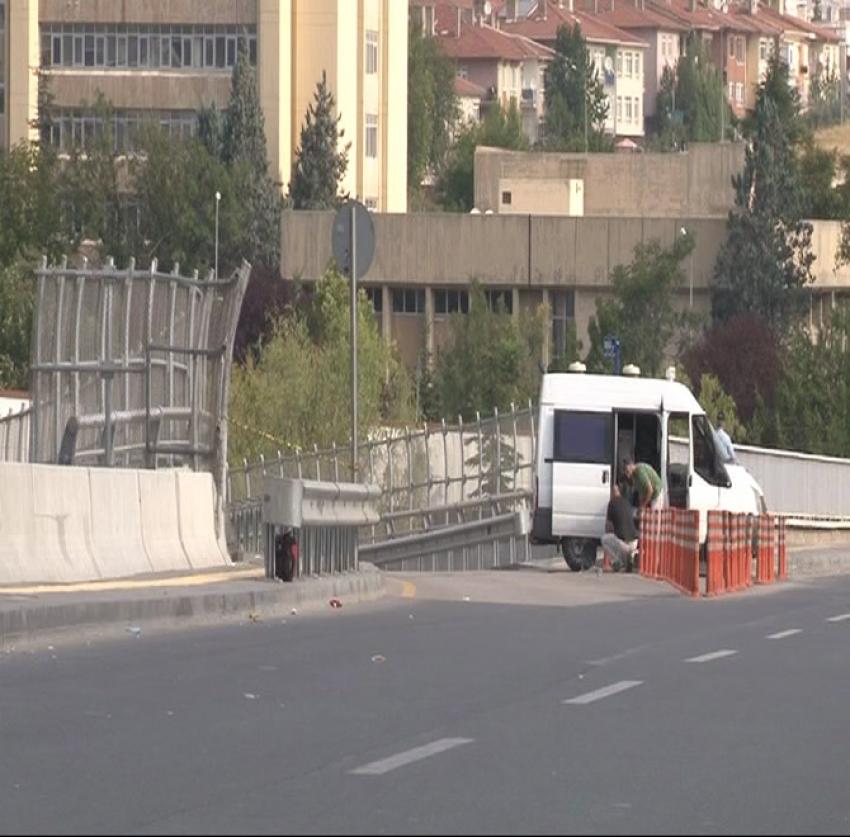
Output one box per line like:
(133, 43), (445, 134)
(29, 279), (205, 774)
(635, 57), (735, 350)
(777, 517), (788, 580)
(705, 510), (725, 596)
(640, 508), (699, 597)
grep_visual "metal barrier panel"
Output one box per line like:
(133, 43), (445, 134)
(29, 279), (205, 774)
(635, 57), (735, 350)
(0, 407), (31, 463)
(28, 257), (249, 506)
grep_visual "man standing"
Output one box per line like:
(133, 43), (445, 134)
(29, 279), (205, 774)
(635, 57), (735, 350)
(714, 412), (736, 463)
(623, 456), (664, 510)
(601, 483), (639, 572)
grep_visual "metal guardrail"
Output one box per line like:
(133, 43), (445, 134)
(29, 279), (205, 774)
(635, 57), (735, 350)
(360, 507), (530, 572)
(261, 477), (381, 580)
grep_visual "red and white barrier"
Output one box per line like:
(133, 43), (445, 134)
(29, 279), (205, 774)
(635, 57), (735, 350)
(640, 508), (699, 597)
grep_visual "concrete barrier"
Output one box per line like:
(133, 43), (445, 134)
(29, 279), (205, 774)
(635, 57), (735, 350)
(138, 471), (192, 573)
(176, 471), (229, 569)
(88, 468), (155, 577)
(0, 462), (228, 585)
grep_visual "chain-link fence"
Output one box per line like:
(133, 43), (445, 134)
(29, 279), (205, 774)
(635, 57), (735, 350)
(27, 256), (249, 501)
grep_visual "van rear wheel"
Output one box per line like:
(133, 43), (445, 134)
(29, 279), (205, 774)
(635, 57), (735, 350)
(562, 538), (597, 572)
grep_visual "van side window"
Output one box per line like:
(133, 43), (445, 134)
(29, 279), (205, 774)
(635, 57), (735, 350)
(692, 414), (727, 486)
(553, 410), (612, 464)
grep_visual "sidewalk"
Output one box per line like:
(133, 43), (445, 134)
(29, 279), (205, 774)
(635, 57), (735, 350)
(0, 560), (385, 649)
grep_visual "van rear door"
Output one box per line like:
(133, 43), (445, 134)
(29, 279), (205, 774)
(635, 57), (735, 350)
(551, 409), (612, 538)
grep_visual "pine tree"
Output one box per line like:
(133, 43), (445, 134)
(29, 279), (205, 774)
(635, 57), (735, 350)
(289, 71), (350, 210)
(543, 23), (609, 151)
(713, 95), (814, 331)
(675, 34), (729, 142)
(218, 43), (281, 268)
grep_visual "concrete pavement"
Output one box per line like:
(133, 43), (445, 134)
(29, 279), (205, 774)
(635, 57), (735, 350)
(0, 559), (386, 650)
(1, 568), (850, 833)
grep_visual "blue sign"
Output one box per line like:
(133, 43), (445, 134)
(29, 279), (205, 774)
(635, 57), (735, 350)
(603, 335), (622, 374)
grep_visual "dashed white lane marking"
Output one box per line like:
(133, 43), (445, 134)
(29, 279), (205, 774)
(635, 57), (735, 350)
(350, 738), (474, 776)
(826, 613), (850, 623)
(563, 680), (643, 705)
(685, 649), (738, 663)
(767, 629), (802, 639)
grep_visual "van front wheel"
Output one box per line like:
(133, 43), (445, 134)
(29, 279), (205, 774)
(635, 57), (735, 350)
(562, 538), (597, 572)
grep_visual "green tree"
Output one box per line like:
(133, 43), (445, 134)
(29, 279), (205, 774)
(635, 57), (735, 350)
(0, 260), (35, 389)
(289, 71), (350, 210)
(750, 313), (850, 456)
(649, 65), (687, 151)
(798, 142), (845, 219)
(407, 19), (459, 197)
(432, 282), (545, 419)
(228, 270), (413, 464)
(695, 373), (746, 442)
(713, 95), (814, 331)
(542, 23), (609, 151)
(436, 100), (528, 211)
(808, 65), (842, 129)
(219, 43), (281, 267)
(585, 234), (695, 377)
(675, 34), (731, 142)
(131, 127), (248, 274)
(745, 53), (809, 146)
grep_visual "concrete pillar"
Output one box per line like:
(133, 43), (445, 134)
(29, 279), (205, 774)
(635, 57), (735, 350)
(258, 0), (293, 192)
(541, 288), (551, 368)
(424, 286), (434, 359)
(7, 0), (38, 147)
(381, 284), (391, 344)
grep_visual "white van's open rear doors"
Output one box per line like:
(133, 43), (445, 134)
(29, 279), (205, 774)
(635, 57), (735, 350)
(550, 409), (612, 538)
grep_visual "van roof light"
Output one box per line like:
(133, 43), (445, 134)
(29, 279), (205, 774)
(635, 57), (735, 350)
(622, 364), (641, 377)
(665, 366), (676, 382)
(567, 361), (587, 373)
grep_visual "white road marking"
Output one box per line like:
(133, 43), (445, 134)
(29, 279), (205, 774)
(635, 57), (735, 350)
(685, 649), (738, 663)
(767, 629), (802, 639)
(350, 738), (474, 776)
(563, 680), (643, 705)
(826, 613), (850, 623)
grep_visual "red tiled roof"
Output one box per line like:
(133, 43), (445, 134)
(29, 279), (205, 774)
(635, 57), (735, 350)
(752, 4), (843, 41)
(455, 76), (487, 97)
(438, 23), (555, 60)
(587, 2), (690, 32)
(503, 4), (650, 46)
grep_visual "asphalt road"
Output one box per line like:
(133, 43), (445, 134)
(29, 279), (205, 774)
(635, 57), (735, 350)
(2, 568), (850, 835)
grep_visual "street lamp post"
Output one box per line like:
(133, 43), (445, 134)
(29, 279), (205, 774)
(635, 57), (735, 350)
(214, 191), (221, 279)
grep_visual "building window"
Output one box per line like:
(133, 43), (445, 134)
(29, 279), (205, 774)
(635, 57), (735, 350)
(485, 289), (513, 314)
(625, 97), (632, 121)
(634, 97), (641, 123)
(728, 82), (735, 101)
(551, 290), (575, 360)
(39, 23), (257, 71)
(434, 289), (469, 315)
(634, 52), (641, 77)
(365, 113), (378, 159)
(625, 51), (633, 78)
(392, 288), (426, 314)
(502, 191), (512, 205)
(759, 39), (767, 61)
(736, 82), (743, 103)
(458, 64), (468, 79)
(366, 30), (378, 75)
(735, 36), (745, 63)
(616, 96), (623, 121)
(45, 108), (199, 153)
(364, 287), (383, 313)
(616, 52), (622, 75)
(729, 36), (735, 59)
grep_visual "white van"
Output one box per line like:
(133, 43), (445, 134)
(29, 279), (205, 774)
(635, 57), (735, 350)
(532, 370), (766, 571)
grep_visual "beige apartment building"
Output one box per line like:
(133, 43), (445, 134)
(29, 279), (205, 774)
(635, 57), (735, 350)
(0, 0), (407, 212)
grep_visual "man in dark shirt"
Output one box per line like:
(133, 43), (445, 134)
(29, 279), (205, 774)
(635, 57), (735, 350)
(601, 483), (639, 572)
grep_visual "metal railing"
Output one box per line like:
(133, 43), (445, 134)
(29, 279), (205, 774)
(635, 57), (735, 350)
(0, 406), (31, 463)
(227, 401), (536, 514)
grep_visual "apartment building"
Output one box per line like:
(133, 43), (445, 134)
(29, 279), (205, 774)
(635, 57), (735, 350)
(1, 1), (407, 212)
(502, 1), (649, 138)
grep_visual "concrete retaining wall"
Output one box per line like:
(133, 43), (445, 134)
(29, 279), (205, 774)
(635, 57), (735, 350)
(0, 463), (229, 585)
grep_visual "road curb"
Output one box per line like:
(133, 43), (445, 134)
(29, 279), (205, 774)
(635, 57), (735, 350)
(0, 566), (385, 648)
